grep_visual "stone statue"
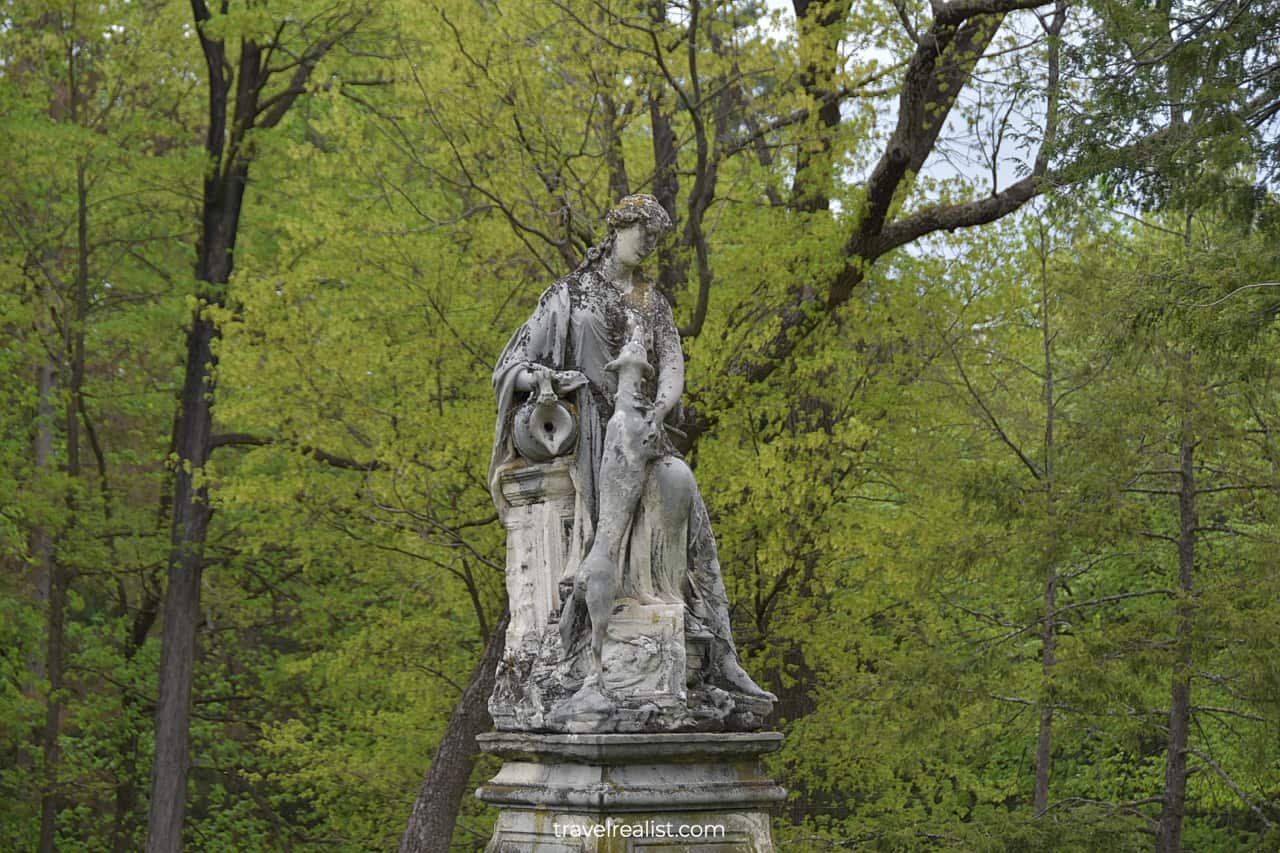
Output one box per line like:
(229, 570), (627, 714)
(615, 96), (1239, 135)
(488, 194), (775, 733)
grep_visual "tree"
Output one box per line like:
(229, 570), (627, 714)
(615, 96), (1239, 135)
(1, 3), (195, 848)
(1085, 210), (1280, 852)
(146, 3), (384, 849)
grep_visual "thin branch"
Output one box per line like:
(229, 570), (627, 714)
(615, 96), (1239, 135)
(1041, 796), (1161, 827)
(948, 345), (1043, 480)
(1192, 705), (1266, 723)
(893, 0), (921, 44)
(1191, 282), (1280, 308)
(208, 432), (382, 470)
(1187, 748), (1275, 831)
(993, 589), (1174, 644)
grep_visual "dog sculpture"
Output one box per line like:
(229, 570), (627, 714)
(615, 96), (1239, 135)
(559, 325), (660, 684)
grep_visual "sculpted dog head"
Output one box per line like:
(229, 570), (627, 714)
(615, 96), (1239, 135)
(606, 326), (652, 395)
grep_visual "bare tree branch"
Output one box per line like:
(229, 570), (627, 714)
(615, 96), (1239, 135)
(209, 432), (383, 471)
(1187, 748), (1275, 831)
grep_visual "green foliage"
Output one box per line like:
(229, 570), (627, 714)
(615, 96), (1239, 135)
(1, 0), (1278, 850)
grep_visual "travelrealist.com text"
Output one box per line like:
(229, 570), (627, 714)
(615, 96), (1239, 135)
(552, 818), (727, 840)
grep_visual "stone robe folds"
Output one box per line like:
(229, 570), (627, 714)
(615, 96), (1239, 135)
(488, 271), (734, 655)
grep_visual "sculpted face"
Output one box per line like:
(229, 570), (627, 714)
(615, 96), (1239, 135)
(612, 223), (656, 270)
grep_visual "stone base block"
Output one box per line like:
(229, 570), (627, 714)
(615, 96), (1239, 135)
(476, 732), (785, 852)
(600, 600), (686, 702)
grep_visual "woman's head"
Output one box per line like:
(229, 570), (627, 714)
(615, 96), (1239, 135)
(577, 194), (673, 275)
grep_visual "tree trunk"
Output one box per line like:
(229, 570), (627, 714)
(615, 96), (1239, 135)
(1157, 428), (1196, 853)
(39, 155), (91, 853)
(145, 11), (244, 846)
(36, 513), (66, 853)
(145, 122), (237, 853)
(600, 92), (630, 202)
(113, 583), (163, 853)
(1033, 231), (1056, 816)
(29, 363), (54, 656)
(23, 360), (56, 780)
(145, 6), (346, 843)
(145, 311), (219, 853)
(399, 609), (508, 853)
(1033, 573), (1056, 815)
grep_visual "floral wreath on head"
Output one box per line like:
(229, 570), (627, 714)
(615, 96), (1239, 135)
(605, 194), (673, 237)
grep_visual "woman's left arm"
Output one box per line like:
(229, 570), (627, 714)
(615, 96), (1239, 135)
(652, 298), (684, 423)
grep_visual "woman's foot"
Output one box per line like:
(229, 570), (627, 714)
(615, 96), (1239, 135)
(718, 655), (777, 702)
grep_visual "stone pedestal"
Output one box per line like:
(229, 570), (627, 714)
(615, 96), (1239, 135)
(476, 732), (785, 852)
(500, 459), (576, 655)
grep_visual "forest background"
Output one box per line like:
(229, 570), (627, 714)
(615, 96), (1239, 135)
(2, 0), (1278, 851)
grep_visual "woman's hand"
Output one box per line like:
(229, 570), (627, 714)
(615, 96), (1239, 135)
(514, 365), (586, 397)
(553, 370), (587, 394)
(642, 403), (669, 448)
(514, 363), (552, 393)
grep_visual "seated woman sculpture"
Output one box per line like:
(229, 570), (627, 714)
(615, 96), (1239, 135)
(489, 194), (774, 706)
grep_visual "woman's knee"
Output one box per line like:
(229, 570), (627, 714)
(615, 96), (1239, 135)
(652, 457), (695, 506)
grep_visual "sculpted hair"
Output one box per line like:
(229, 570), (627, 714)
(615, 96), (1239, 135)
(605, 194), (672, 236)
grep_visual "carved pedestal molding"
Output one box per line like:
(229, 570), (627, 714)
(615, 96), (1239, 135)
(476, 732), (786, 852)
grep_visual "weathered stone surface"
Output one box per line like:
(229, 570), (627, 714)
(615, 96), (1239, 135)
(476, 732), (785, 852)
(487, 195), (776, 734)
(490, 460), (771, 733)
(600, 600), (685, 701)
(498, 459), (575, 657)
